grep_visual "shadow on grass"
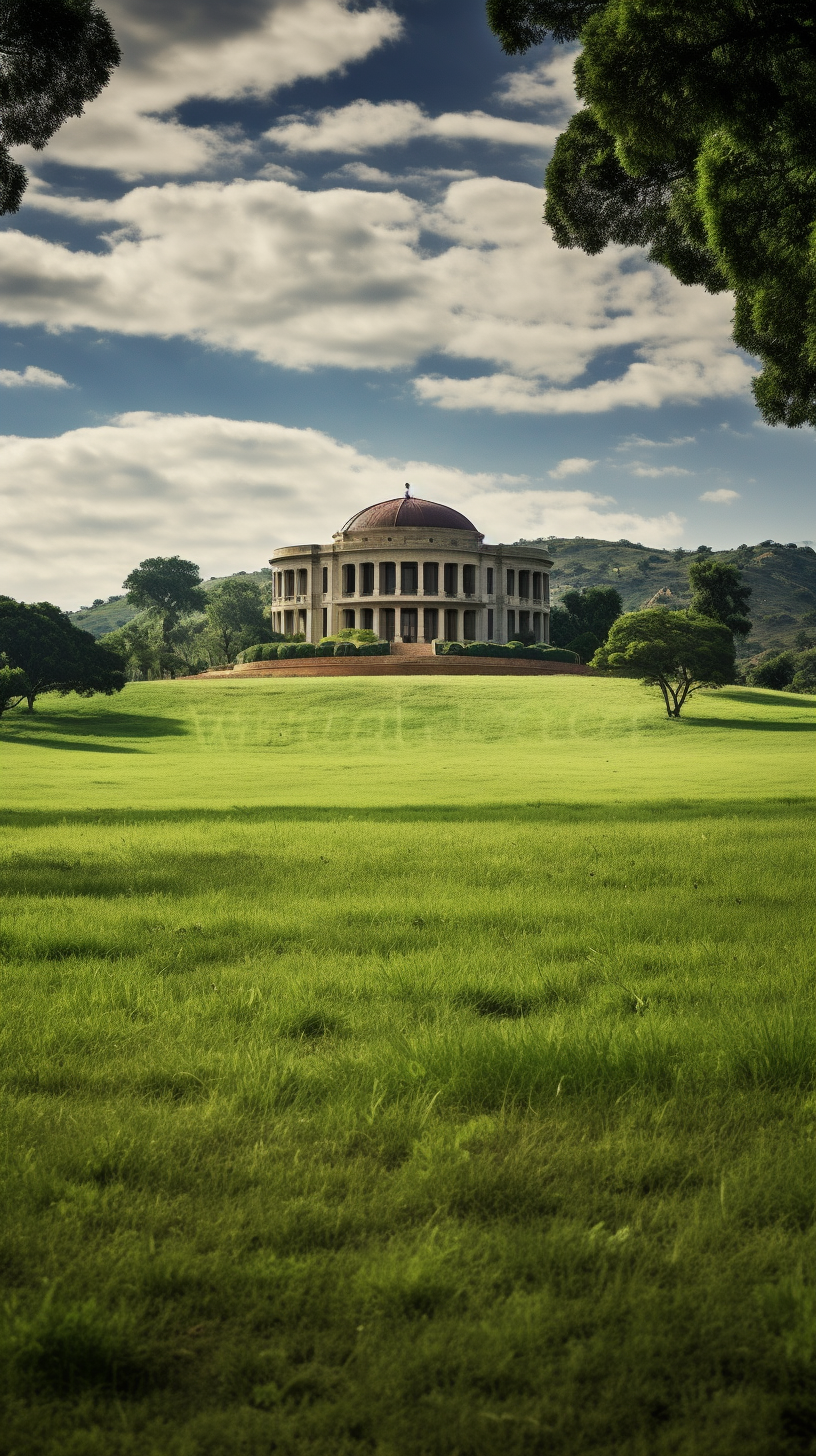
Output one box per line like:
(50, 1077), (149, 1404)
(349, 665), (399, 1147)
(0, 797), (811, 831)
(689, 717), (816, 732)
(0, 709), (187, 753)
(716, 688), (816, 709)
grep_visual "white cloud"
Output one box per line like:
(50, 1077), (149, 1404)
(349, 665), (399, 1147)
(16, 0), (401, 179)
(2, 175), (755, 412)
(629, 463), (692, 478)
(265, 99), (557, 154)
(0, 412), (685, 606)
(700, 488), (740, 503)
(616, 434), (696, 450)
(495, 49), (580, 115)
(0, 365), (71, 389)
(549, 457), (597, 478)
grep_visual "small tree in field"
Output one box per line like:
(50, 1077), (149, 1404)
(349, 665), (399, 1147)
(592, 608), (735, 717)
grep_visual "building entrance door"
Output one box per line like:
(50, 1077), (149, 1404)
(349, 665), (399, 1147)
(379, 607), (395, 641)
(423, 608), (438, 642)
(400, 608), (418, 642)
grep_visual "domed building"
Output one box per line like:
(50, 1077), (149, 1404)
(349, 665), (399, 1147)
(269, 487), (552, 645)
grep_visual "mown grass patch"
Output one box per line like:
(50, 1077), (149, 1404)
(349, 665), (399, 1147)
(0, 677), (813, 1453)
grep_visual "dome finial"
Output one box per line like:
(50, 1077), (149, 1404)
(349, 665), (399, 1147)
(404, 482), (410, 498)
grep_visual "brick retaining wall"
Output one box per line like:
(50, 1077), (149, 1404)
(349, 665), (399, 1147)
(195, 658), (593, 679)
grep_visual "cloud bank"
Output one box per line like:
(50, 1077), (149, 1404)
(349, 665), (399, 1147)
(5, 176), (753, 410)
(0, 413), (685, 606)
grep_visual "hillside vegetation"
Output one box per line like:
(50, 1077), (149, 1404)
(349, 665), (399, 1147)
(0, 676), (813, 1453)
(68, 544), (816, 659)
(530, 537), (816, 659)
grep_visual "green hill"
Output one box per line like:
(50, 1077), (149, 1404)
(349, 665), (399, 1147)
(522, 537), (816, 659)
(68, 568), (271, 637)
(66, 542), (816, 660)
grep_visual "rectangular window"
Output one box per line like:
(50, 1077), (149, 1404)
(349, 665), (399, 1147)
(361, 607), (374, 630)
(444, 608), (458, 640)
(284, 570), (295, 598)
(379, 562), (396, 595)
(506, 569), (515, 597)
(507, 609), (516, 640)
(380, 606), (395, 640)
(532, 572), (542, 600)
(342, 608), (355, 629)
(423, 561), (439, 595)
(342, 563), (356, 595)
(463, 609), (476, 641)
(297, 568), (308, 595)
(519, 609), (530, 637)
(322, 566), (328, 594)
(360, 562), (374, 595)
(543, 612), (550, 644)
(401, 561), (418, 594)
(322, 607), (328, 636)
(443, 563), (458, 596)
(423, 607), (438, 642)
(462, 564), (476, 596)
(284, 610), (294, 634)
(543, 574), (549, 602)
(486, 567), (494, 594)
(533, 611), (541, 641)
(518, 570), (530, 599)
(298, 609), (307, 635)
(487, 608), (494, 639)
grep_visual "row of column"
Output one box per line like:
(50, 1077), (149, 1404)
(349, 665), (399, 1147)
(270, 606), (549, 643)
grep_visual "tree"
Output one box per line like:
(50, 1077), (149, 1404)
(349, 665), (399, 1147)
(123, 557), (206, 669)
(0, 655), (27, 715)
(1, 0), (120, 214)
(0, 597), (125, 710)
(204, 578), (266, 664)
(549, 584), (622, 648)
(486, 0), (816, 427)
(688, 559), (752, 637)
(591, 607), (735, 716)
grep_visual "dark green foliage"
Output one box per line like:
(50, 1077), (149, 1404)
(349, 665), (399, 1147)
(593, 608), (735, 716)
(566, 630), (601, 662)
(0, 596), (125, 710)
(295, 642), (315, 658)
(123, 557), (206, 652)
(0, 0), (120, 213)
(236, 637), (285, 664)
(487, 0), (816, 425)
(745, 648), (816, 693)
(689, 558), (752, 637)
(334, 641), (358, 656)
(357, 641), (390, 656)
(450, 641), (580, 662)
(204, 578), (267, 664)
(277, 643), (298, 659)
(549, 586), (622, 648)
(315, 641), (337, 657)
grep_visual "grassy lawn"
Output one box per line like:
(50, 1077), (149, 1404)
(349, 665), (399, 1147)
(1, 676), (814, 1455)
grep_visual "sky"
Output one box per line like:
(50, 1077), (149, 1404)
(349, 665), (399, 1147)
(2, 0), (814, 609)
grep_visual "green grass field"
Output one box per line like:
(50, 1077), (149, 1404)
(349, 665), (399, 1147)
(1, 676), (814, 1455)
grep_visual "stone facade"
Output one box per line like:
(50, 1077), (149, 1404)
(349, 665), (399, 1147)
(269, 489), (553, 645)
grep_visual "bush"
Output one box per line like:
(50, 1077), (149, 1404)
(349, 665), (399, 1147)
(315, 641), (336, 657)
(295, 642), (315, 658)
(746, 652), (797, 689)
(336, 628), (378, 644)
(358, 641), (390, 656)
(277, 643), (298, 659)
(334, 641), (357, 656)
(791, 649), (816, 694)
(566, 630), (601, 663)
(435, 641), (465, 655)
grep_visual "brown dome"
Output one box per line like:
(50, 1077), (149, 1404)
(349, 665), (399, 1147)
(342, 493), (479, 533)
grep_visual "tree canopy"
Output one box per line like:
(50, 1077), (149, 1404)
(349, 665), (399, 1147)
(204, 578), (267, 664)
(123, 558), (207, 649)
(688, 559), (752, 638)
(592, 607), (735, 716)
(1, 0), (120, 214)
(0, 597), (126, 710)
(549, 584), (622, 651)
(486, 0), (816, 426)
